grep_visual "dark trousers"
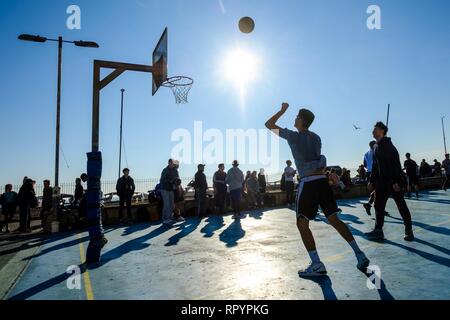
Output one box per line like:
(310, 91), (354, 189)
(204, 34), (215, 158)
(374, 185), (412, 231)
(285, 181), (295, 204)
(196, 191), (207, 216)
(19, 205), (31, 230)
(443, 175), (450, 190)
(118, 195), (132, 220)
(215, 190), (227, 214)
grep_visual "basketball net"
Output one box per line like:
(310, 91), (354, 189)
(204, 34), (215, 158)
(162, 76), (193, 104)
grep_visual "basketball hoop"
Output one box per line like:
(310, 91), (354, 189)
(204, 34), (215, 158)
(161, 76), (193, 104)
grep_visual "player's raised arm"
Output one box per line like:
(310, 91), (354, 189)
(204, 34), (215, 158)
(265, 102), (289, 135)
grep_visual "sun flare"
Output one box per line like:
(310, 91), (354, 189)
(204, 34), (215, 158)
(223, 48), (260, 87)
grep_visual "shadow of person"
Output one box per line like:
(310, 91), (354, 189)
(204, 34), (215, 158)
(165, 218), (202, 246)
(362, 270), (395, 300)
(7, 263), (85, 300)
(200, 215), (225, 238)
(298, 275), (338, 300)
(249, 209), (264, 220)
(121, 221), (161, 236)
(219, 219), (245, 248)
(385, 216), (450, 236)
(382, 239), (450, 267)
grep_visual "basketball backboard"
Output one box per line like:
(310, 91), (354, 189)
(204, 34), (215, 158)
(152, 28), (168, 95)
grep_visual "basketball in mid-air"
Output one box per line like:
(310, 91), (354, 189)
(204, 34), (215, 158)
(238, 16), (255, 33)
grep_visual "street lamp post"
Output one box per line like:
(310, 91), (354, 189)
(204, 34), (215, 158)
(118, 89), (125, 179)
(18, 34), (99, 187)
(442, 116), (447, 155)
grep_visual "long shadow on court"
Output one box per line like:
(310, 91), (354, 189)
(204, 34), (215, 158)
(299, 275), (338, 300)
(362, 272), (395, 300)
(200, 215), (225, 238)
(7, 263), (86, 300)
(248, 209), (265, 220)
(165, 218), (202, 246)
(219, 219), (245, 248)
(384, 216), (450, 236)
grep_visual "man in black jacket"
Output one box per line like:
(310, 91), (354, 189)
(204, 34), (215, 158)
(366, 122), (414, 241)
(116, 168), (135, 223)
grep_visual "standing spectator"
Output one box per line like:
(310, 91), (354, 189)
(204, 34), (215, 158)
(442, 154), (450, 190)
(341, 168), (353, 187)
(357, 165), (366, 182)
(243, 171), (251, 193)
(173, 177), (185, 222)
(419, 159), (432, 178)
(16, 178), (37, 233)
(213, 163), (227, 214)
(404, 153), (419, 198)
(0, 184), (17, 233)
(226, 160), (245, 219)
(284, 160), (297, 207)
(258, 168), (267, 193)
(116, 168), (135, 224)
(160, 159), (179, 226)
(194, 164), (208, 218)
(74, 178), (84, 206)
(246, 171), (262, 209)
(433, 159), (442, 176)
(41, 180), (53, 223)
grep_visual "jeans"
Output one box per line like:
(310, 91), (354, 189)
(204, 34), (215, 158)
(285, 181), (295, 204)
(19, 205), (31, 230)
(160, 189), (174, 223)
(215, 190), (227, 214)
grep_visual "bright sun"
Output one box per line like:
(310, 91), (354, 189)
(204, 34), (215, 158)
(223, 48), (260, 87)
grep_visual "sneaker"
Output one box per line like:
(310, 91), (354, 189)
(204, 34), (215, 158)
(298, 261), (327, 277)
(365, 229), (385, 241)
(384, 211), (389, 216)
(404, 230), (414, 241)
(356, 252), (370, 270)
(175, 216), (185, 222)
(162, 220), (175, 227)
(363, 203), (372, 216)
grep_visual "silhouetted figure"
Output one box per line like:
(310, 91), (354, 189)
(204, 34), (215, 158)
(213, 163), (227, 214)
(194, 164), (208, 218)
(258, 168), (267, 193)
(226, 160), (245, 219)
(16, 178), (37, 233)
(41, 180), (53, 224)
(0, 184), (17, 233)
(116, 168), (135, 223)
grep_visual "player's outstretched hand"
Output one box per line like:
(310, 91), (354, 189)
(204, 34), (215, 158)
(281, 102), (289, 112)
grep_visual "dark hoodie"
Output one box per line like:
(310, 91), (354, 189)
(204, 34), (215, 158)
(370, 137), (404, 187)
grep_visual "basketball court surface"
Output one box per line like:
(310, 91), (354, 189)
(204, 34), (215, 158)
(4, 190), (449, 300)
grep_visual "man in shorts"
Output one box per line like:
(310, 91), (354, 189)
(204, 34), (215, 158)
(265, 103), (370, 276)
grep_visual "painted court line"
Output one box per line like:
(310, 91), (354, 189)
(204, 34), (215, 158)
(77, 233), (94, 300)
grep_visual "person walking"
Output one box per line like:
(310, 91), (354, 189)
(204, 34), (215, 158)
(226, 160), (245, 219)
(266, 103), (369, 276)
(213, 163), (227, 214)
(160, 159), (179, 226)
(365, 122), (414, 242)
(363, 141), (376, 215)
(0, 184), (17, 233)
(116, 168), (135, 224)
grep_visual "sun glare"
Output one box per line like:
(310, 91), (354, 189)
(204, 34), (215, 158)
(223, 48), (260, 87)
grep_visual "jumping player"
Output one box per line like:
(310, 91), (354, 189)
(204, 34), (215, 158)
(265, 103), (370, 276)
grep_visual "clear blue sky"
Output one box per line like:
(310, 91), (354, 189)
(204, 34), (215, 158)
(1, 0), (449, 186)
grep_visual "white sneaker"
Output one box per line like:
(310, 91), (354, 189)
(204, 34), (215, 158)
(356, 252), (370, 270)
(298, 261), (327, 277)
